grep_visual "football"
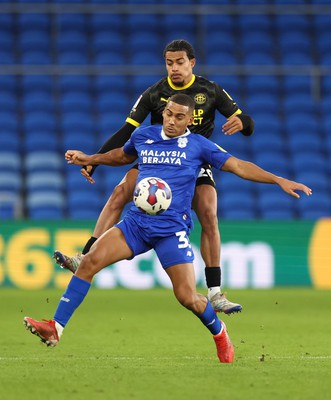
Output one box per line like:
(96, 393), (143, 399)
(133, 177), (172, 215)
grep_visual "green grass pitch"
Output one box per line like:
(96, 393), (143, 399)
(1, 288), (331, 400)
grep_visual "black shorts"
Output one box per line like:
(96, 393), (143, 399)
(131, 163), (216, 188)
(195, 164), (216, 188)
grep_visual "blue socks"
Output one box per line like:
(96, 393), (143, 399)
(198, 301), (222, 335)
(53, 275), (91, 327)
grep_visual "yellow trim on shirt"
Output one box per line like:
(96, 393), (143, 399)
(167, 75), (196, 90)
(126, 117), (141, 127)
(228, 109), (242, 119)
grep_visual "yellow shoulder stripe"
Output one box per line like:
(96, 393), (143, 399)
(126, 118), (140, 127)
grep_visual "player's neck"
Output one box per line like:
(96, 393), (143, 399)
(167, 75), (195, 90)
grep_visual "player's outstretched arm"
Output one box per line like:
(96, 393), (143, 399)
(222, 157), (312, 198)
(65, 148), (137, 167)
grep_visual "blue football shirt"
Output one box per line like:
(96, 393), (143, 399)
(123, 125), (232, 235)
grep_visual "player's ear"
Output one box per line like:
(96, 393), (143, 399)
(190, 58), (196, 68)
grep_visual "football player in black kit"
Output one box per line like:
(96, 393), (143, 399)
(54, 39), (255, 314)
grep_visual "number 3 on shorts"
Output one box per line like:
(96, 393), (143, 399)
(176, 231), (191, 249)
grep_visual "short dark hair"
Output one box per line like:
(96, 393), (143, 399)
(168, 93), (195, 112)
(163, 39), (195, 60)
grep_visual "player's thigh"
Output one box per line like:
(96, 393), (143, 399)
(78, 227), (133, 276)
(166, 263), (197, 301)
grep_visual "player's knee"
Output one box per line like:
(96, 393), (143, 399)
(76, 253), (98, 280)
(199, 205), (218, 229)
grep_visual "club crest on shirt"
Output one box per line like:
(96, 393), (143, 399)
(177, 137), (188, 148)
(194, 93), (206, 105)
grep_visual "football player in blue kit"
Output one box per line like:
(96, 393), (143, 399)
(54, 39), (255, 315)
(24, 94), (312, 363)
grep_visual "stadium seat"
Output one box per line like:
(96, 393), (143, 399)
(23, 130), (59, 152)
(291, 151), (326, 174)
(67, 189), (103, 220)
(20, 75), (53, 92)
(94, 51), (126, 65)
(204, 32), (236, 56)
(26, 172), (64, 192)
(59, 92), (93, 113)
(283, 94), (318, 115)
(0, 92), (17, 113)
(98, 113), (127, 136)
(131, 75), (162, 97)
(56, 31), (88, 53)
(297, 192), (331, 219)
(245, 93), (280, 114)
(250, 133), (286, 153)
(90, 13), (124, 34)
(252, 112), (282, 136)
(283, 75), (312, 96)
(24, 151), (63, 173)
(205, 50), (238, 66)
(20, 49), (52, 64)
(217, 172), (255, 193)
(219, 190), (257, 220)
(55, 14), (87, 33)
(96, 92), (130, 114)
(314, 14), (331, 35)
(0, 75), (16, 92)
(0, 31), (14, 51)
(62, 133), (97, 154)
(238, 14), (272, 33)
(275, 14), (311, 33)
(18, 13), (50, 32)
(287, 131), (322, 153)
(202, 14), (234, 34)
(19, 30), (50, 53)
(280, 52), (314, 66)
(0, 192), (22, 219)
(254, 152), (291, 177)
(295, 171), (329, 192)
(58, 75), (91, 93)
(94, 75), (128, 94)
(60, 112), (95, 135)
(24, 111), (57, 133)
(126, 14), (160, 32)
(241, 32), (274, 54)
(245, 75), (280, 95)
(258, 192), (296, 220)
(242, 51), (276, 66)
(57, 51), (89, 65)
(0, 152), (21, 173)
(92, 31), (125, 55)
(0, 172), (22, 194)
(27, 191), (66, 220)
(278, 31), (312, 54)
(22, 91), (55, 113)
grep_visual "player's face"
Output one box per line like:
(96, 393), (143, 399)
(162, 101), (194, 137)
(165, 51), (196, 86)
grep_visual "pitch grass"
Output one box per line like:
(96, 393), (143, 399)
(1, 288), (331, 400)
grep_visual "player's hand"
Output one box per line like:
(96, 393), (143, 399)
(222, 116), (244, 135)
(80, 167), (95, 184)
(278, 178), (312, 198)
(65, 149), (88, 164)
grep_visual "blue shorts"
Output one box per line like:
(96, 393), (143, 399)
(115, 214), (195, 269)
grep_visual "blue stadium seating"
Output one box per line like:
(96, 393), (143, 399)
(1, 7), (330, 220)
